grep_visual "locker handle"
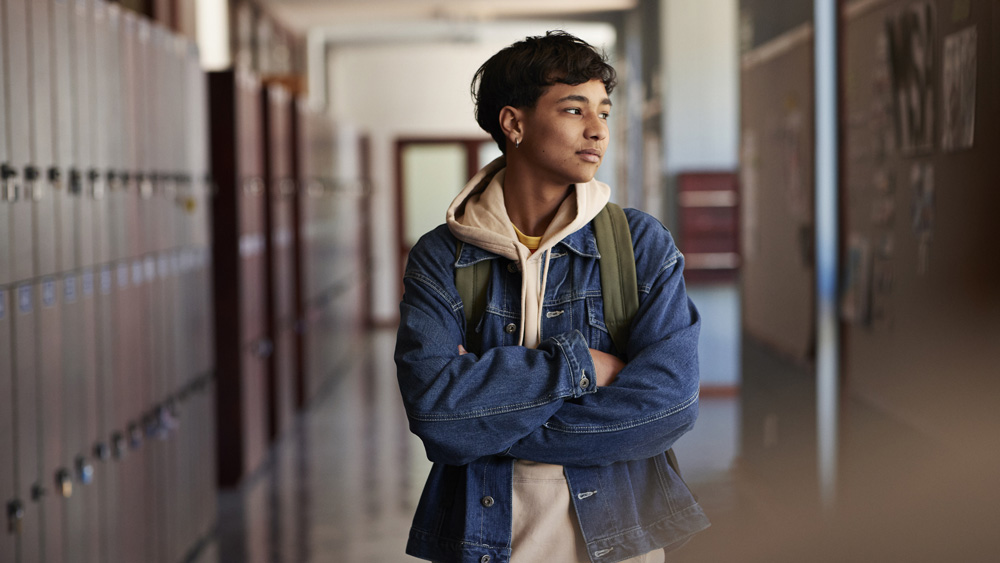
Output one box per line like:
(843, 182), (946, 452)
(138, 174), (154, 199)
(55, 469), (73, 498)
(93, 441), (111, 461)
(89, 169), (105, 200)
(30, 483), (46, 502)
(76, 455), (95, 485)
(49, 167), (63, 193)
(127, 423), (143, 449)
(69, 169), (83, 196)
(106, 170), (119, 191)
(6, 500), (24, 535)
(111, 432), (128, 460)
(1, 163), (18, 202)
(25, 166), (42, 201)
(252, 338), (274, 359)
(244, 177), (265, 196)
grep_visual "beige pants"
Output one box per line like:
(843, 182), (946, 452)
(511, 461), (665, 563)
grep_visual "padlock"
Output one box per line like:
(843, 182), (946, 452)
(89, 169), (104, 200)
(55, 469), (73, 498)
(128, 423), (143, 449)
(1, 163), (19, 201)
(93, 441), (111, 461)
(31, 483), (46, 502)
(111, 432), (127, 460)
(24, 165), (41, 201)
(76, 455), (95, 485)
(6, 500), (24, 535)
(48, 167), (62, 192)
(69, 168), (83, 195)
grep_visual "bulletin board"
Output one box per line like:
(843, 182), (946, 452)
(739, 26), (817, 362)
(841, 0), (1000, 441)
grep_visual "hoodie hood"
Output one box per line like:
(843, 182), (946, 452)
(446, 156), (610, 348)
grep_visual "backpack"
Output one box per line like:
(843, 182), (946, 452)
(455, 202), (683, 475)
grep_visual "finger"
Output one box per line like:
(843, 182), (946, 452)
(458, 345), (468, 355)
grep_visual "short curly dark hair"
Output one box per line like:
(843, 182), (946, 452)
(471, 30), (617, 153)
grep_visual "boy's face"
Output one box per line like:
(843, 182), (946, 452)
(517, 78), (611, 187)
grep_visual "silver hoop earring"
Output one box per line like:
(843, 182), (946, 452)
(515, 138), (521, 149)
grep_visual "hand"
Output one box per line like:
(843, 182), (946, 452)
(589, 348), (624, 386)
(458, 345), (468, 355)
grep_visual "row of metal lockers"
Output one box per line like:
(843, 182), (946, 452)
(1, 0), (215, 562)
(2, 0), (370, 561)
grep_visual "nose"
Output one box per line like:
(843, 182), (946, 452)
(585, 115), (608, 141)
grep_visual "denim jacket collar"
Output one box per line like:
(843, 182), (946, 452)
(454, 223), (601, 268)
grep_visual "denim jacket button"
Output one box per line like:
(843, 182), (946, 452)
(480, 556), (491, 563)
(580, 376), (590, 389)
(481, 495), (495, 508)
(507, 262), (518, 273)
(504, 323), (517, 334)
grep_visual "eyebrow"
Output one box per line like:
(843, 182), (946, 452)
(556, 94), (613, 107)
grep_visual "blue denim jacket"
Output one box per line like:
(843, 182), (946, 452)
(395, 209), (709, 563)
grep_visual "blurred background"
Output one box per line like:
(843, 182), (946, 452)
(0, 0), (997, 561)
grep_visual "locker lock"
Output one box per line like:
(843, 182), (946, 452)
(138, 174), (154, 199)
(1, 163), (18, 202)
(75, 455), (94, 485)
(30, 483), (46, 502)
(111, 432), (128, 460)
(106, 171), (119, 191)
(6, 500), (24, 535)
(88, 169), (104, 200)
(93, 441), (111, 461)
(55, 469), (73, 498)
(24, 166), (42, 201)
(128, 423), (143, 450)
(69, 169), (83, 195)
(48, 167), (62, 191)
(252, 338), (274, 359)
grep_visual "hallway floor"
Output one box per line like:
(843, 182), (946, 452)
(197, 325), (998, 563)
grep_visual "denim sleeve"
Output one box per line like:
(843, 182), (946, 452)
(395, 228), (598, 466)
(506, 214), (701, 467)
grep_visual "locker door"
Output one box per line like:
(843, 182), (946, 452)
(37, 277), (65, 563)
(94, 264), (119, 563)
(112, 259), (139, 563)
(28, 0), (57, 278)
(60, 270), (91, 563)
(0, 288), (15, 563)
(12, 283), (41, 562)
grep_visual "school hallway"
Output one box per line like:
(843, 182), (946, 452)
(3, 1), (999, 562)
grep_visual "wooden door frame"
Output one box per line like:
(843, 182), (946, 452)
(393, 137), (492, 304)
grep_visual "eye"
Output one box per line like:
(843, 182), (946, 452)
(564, 108), (582, 115)
(599, 112), (610, 120)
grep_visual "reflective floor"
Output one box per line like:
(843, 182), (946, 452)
(198, 320), (999, 563)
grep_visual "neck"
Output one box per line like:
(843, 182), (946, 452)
(502, 157), (574, 237)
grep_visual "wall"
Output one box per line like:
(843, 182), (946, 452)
(661, 0), (740, 176)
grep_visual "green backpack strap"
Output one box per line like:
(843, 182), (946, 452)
(455, 241), (490, 355)
(593, 202), (638, 356)
(595, 203), (684, 479)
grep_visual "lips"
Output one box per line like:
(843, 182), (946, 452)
(577, 148), (602, 163)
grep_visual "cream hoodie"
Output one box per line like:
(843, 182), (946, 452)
(446, 156), (611, 349)
(446, 156), (614, 562)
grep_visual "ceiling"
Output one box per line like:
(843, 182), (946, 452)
(261, 0), (637, 34)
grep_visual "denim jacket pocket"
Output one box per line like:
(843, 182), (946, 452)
(585, 295), (616, 355)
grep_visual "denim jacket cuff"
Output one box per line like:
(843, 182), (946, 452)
(552, 330), (598, 398)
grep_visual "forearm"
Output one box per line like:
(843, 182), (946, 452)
(396, 297), (597, 465)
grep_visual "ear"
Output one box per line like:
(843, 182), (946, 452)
(499, 106), (524, 146)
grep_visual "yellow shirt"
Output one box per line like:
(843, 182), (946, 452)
(512, 223), (541, 252)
